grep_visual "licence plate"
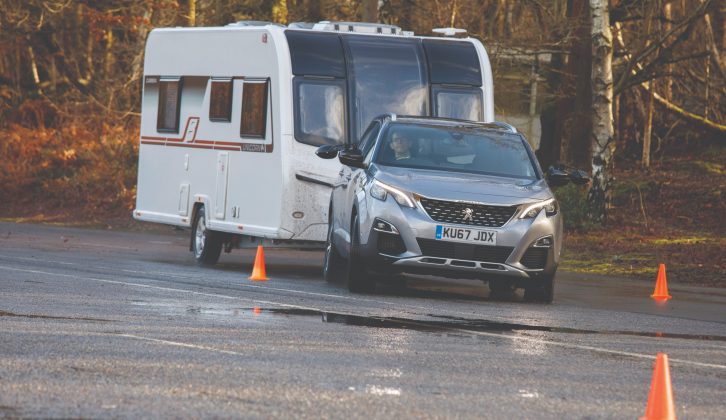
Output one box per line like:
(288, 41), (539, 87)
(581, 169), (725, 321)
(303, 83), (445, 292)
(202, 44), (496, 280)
(435, 225), (496, 245)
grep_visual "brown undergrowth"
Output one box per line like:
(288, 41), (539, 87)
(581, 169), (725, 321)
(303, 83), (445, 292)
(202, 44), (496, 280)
(0, 121), (138, 225)
(558, 144), (725, 287)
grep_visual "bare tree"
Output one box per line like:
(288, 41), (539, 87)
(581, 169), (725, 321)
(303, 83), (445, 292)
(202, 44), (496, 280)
(588, 0), (615, 224)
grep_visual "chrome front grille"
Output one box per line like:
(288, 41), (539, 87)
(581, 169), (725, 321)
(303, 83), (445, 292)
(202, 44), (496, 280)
(418, 197), (517, 228)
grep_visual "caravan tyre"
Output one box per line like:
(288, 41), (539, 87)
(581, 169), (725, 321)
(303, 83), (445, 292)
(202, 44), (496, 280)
(192, 206), (223, 266)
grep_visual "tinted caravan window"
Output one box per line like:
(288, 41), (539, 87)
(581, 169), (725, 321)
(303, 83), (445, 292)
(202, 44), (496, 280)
(209, 78), (233, 122)
(240, 80), (268, 138)
(294, 79), (346, 146)
(423, 40), (482, 86)
(286, 31), (346, 78)
(433, 86), (483, 121)
(157, 77), (182, 132)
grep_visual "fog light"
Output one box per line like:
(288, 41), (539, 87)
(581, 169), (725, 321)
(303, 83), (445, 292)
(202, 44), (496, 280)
(373, 218), (399, 234)
(534, 236), (553, 248)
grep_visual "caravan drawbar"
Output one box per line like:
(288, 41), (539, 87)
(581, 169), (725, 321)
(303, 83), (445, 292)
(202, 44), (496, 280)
(134, 21), (495, 265)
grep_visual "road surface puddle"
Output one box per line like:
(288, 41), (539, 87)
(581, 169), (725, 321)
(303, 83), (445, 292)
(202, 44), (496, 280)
(262, 308), (726, 342)
(0, 309), (112, 322)
(126, 301), (726, 342)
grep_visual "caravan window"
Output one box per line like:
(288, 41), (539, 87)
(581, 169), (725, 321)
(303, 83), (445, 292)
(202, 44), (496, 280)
(423, 40), (482, 86)
(433, 86), (483, 121)
(157, 78), (182, 132)
(240, 80), (268, 138)
(343, 35), (428, 142)
(293, 79), (346, 146)
(209, 78), (233, 122)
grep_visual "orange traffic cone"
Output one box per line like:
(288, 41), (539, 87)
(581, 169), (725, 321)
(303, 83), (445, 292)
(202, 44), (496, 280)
(249, 245), (268, 281)
(640, 353), (676, 420)
(651, 263), (672, 301)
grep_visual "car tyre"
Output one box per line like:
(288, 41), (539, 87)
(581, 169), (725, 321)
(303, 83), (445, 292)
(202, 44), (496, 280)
(192, 206), (223, 266)
(524, 274), (555, 303)
(346, 213), (375, 293)
(323, 217), (345, 283)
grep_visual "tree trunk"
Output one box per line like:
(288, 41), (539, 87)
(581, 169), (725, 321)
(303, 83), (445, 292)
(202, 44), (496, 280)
(361, 0), (378, 23)
(188, 0), (197, 27)
(273, 0), (288, 24)
(642, 82), (654, 168)
(663, 2), (673, 101)
(588, 0), (615, 224)
(554, 0), (591, 168)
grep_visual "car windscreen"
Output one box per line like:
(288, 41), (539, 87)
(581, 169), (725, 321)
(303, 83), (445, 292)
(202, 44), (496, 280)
(374, 124), (538, 179)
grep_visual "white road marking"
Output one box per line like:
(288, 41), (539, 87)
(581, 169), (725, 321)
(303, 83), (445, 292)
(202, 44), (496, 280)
(75, 242), (138, 250)
(518, 389), (540, 398)
(365, 385), (401, 396)
(116, 333), (250, 357)
(1, 263), (725, 371)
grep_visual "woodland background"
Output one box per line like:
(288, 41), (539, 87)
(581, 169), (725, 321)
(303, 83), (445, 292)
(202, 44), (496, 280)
(0, 0), (724, 285)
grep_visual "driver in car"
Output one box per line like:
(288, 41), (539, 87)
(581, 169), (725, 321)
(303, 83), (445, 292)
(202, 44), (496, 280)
(390, 132), (413, 160)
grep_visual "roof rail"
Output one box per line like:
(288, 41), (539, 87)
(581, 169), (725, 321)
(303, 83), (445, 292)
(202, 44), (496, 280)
(226, 20), (284, 28)
(311, 21), (410, 36)
(491, 121), (518, 133)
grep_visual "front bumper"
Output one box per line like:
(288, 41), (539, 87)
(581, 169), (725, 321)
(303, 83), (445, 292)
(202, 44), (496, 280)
(357, 193), (562, 285)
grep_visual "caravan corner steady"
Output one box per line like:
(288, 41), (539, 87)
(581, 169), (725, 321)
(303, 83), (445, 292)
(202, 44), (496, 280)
(134, 20), (495, 265)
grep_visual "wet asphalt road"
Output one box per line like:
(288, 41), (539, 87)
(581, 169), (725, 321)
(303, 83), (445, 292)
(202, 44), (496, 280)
(0, 222), (725, 419)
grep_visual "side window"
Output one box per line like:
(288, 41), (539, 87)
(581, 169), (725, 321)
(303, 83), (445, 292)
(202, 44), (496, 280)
(209, 78), (233, 122)
(293, 78), (346, 147)
(240, 80), (268, 138)
(157, 77), (182, 132)
(433, 86), (483, 121)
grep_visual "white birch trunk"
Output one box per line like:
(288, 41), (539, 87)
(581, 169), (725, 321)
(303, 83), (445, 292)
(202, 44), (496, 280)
(588, 0), (614, 224)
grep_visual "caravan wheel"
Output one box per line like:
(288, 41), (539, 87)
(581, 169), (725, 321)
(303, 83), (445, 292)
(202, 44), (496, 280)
(192, 206), (223, 266)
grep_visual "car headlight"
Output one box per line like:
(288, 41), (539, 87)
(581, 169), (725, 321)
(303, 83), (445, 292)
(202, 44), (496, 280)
(519, 198), (558, 218)
(369, 180), (415, 208)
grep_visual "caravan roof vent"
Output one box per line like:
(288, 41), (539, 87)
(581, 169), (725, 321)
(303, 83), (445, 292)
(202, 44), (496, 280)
(312, 21), (408, 36)
(227, 20), (284, 28)
(432, 27), (467, 37)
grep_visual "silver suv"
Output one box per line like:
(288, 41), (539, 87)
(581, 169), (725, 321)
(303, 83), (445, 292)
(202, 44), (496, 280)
(316, 115), (588, 302)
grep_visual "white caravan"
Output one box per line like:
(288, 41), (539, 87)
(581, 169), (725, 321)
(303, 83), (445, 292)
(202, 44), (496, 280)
(134, 21), (495, 264)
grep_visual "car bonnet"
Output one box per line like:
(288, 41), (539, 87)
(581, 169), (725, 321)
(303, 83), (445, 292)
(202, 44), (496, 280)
(372, 165), (552, 206)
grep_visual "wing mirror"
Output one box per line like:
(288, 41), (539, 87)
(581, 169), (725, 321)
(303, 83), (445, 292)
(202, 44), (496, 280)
(315, 144), (340, 159)
(338, 148), (367, 169)
(569, 169), (591, 185)
(546, 165), (590, 187)
(546, 166), (571, 187)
